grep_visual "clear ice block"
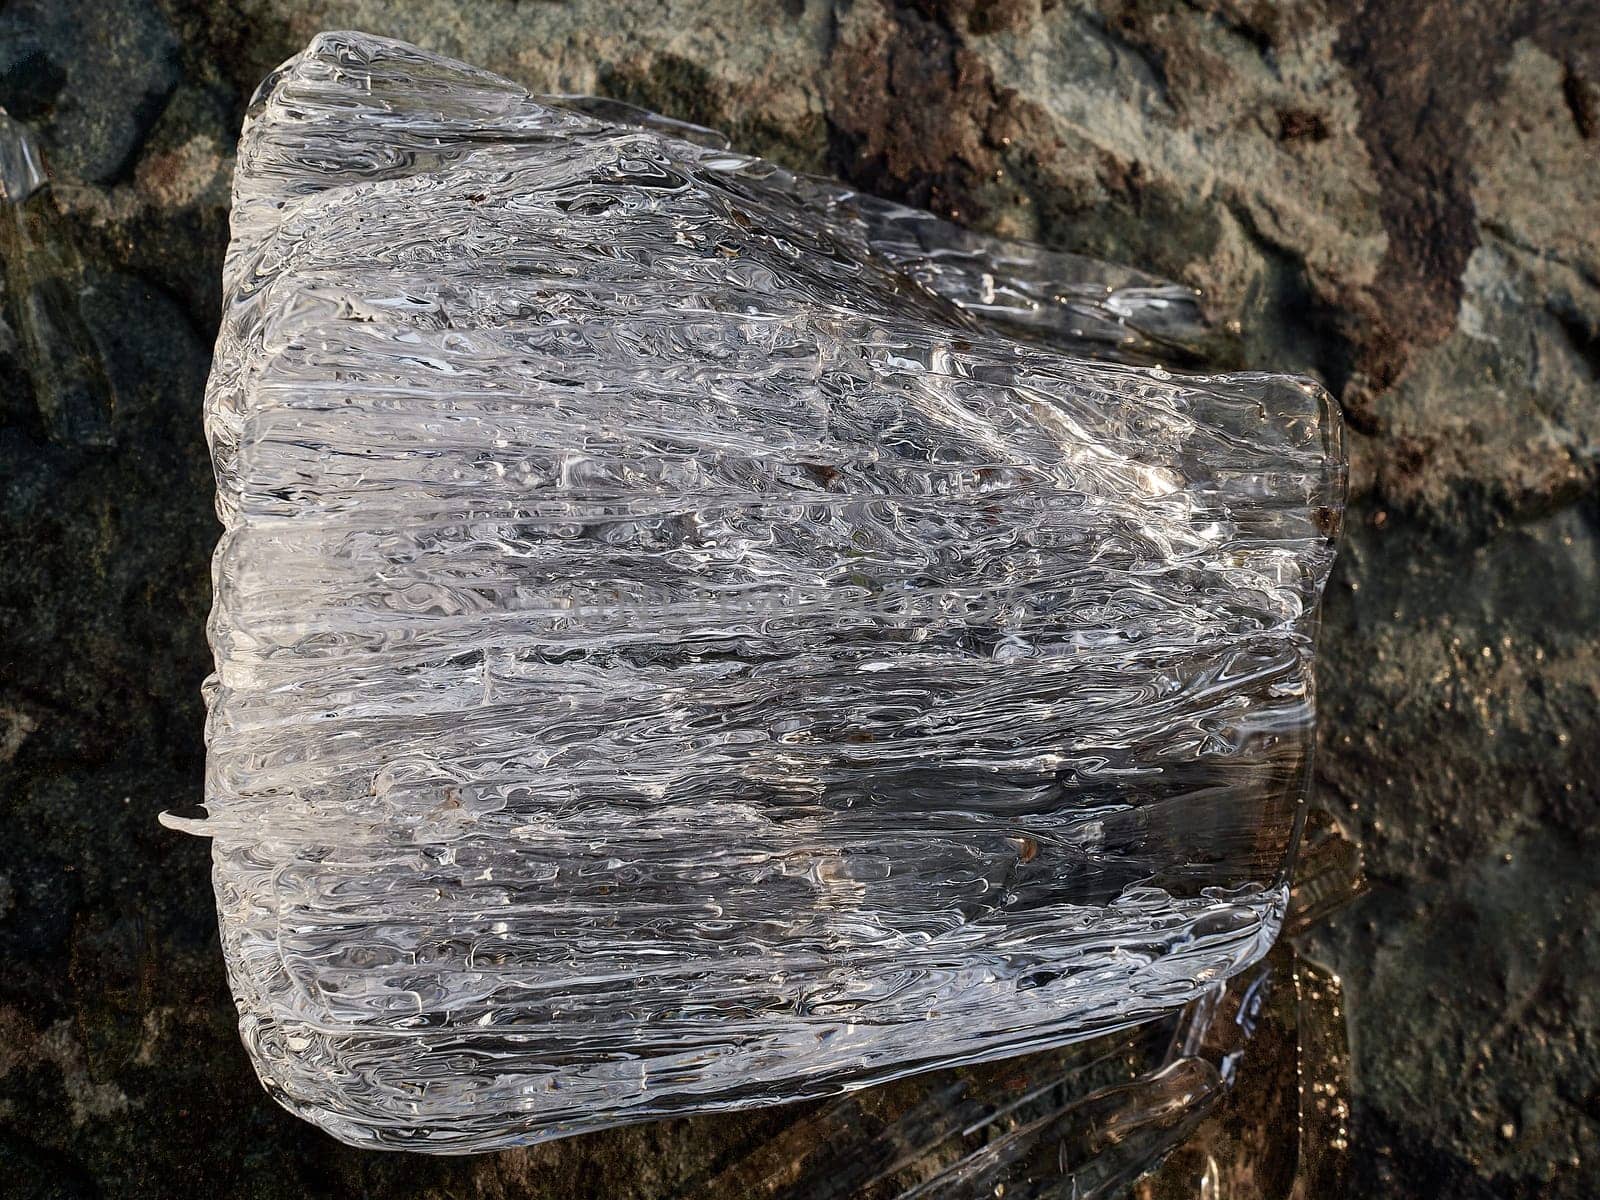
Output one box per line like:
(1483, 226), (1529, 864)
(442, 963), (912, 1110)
(171, 31), (1346, 1152)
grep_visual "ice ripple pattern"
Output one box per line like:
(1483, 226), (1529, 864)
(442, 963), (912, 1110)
(173, 31), (1347, 1153)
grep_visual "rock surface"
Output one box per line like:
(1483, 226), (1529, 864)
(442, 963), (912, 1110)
(0, 1), (1595, 1196)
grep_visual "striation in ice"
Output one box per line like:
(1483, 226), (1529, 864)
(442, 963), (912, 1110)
(169, 31), (1347, 1153)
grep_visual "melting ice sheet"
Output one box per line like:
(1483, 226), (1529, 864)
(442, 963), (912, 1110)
(172, 30), (1346, 1153)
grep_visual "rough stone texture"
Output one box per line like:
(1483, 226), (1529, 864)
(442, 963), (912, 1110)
(0, 0), (181, 184)
(0, 1), (1595, 1196)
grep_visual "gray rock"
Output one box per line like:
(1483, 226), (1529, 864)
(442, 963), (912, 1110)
(0, 0), (180, 184)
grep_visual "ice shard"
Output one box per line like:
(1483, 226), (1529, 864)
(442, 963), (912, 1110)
(171, 31), (1346, 1152)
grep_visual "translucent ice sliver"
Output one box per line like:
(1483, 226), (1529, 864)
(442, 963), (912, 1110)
(173, 31), (1346, 1153)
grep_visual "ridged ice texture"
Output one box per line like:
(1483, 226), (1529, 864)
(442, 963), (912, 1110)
(178, 31), (1346, 1153)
